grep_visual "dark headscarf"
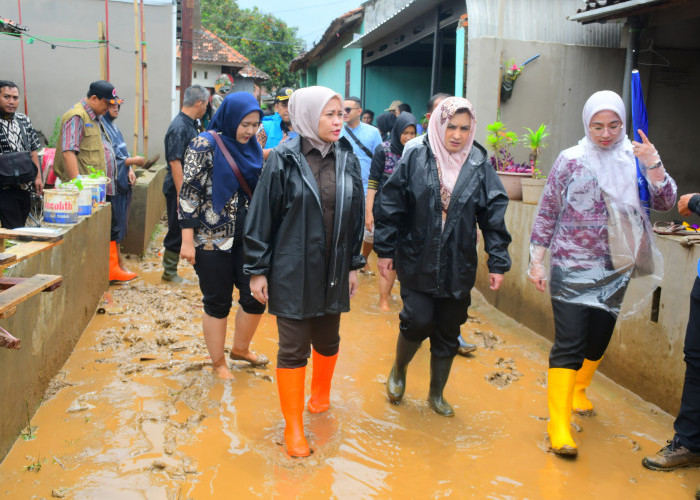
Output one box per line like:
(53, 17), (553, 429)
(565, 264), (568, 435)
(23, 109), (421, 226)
(389, 112), (417, 156)
(376, 112), (396, 141)
(207, 92), (263, 212)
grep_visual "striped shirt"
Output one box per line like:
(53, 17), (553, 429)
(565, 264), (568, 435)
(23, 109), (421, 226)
(61, 99), (117, 195)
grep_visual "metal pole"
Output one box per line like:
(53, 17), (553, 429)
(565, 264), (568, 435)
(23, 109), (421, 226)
(454, 15), (468, 98)
(140, 0), (149, 156)
(105, 0), (110, 80)
(133, 0), (141, 154)
(17, 0), (28, 115)
(180, 0), (194, 107)
(430, 8), (441, 96)
(98, 22), (107, 80)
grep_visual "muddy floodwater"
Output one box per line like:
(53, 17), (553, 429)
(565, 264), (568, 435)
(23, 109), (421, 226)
(1, 238), (699, 499)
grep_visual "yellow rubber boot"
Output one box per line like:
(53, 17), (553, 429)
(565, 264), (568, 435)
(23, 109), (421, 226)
(547, 368), (578, 457)
(573, 358), (603, 416)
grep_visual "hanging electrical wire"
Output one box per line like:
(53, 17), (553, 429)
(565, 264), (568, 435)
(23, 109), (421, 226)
(0, 31), (138, 53)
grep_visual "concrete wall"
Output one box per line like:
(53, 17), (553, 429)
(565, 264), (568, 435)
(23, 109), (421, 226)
(466, 37), (626, 176)
(0, 206), (111, 461)
(364, 65), (432, 121)
(314, 36), (363, 99)
(121, 165), (167, 256)
(474, 201), (694, 415)
(2, 0), (175, 157)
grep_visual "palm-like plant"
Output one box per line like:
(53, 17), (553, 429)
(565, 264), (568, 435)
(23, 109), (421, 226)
(521, 124), (550, 175)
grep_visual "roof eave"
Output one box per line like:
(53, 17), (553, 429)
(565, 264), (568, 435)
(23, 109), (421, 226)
(289, 11), (363, 72)
(568, 0), (669, 23)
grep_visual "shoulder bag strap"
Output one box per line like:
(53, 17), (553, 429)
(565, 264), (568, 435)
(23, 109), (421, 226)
(344, 125), (374, 158)
(210, 132), (253, 199)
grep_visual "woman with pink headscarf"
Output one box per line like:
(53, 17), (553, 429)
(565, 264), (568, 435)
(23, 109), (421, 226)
(374, 97), (512, 416)
(528, 90), (676, 458)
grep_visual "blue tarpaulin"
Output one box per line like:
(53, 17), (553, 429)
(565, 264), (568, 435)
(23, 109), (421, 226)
(631, 69), (651, 216)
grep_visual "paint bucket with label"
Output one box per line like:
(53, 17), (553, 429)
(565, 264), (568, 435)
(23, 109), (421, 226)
(76, 185), (93, 216)
(96, 177), (111, 204)
(81, 178), (100, 208)
(43, 188), (79, 224)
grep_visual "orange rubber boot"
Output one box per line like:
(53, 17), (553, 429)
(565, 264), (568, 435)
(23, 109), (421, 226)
(109, 241), (137, 283)
(277, 367), (311, 457)
(308, 349), (338, 413)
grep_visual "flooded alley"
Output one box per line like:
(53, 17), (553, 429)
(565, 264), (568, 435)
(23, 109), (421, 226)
(1, 237), (699, 499)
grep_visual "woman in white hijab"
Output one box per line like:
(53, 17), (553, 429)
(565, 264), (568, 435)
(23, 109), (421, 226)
(528, 90), (677, 457)
(243, 86), (365, 458)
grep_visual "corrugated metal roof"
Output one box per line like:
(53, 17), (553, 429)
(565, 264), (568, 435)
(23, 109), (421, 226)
(345, 0), (436, 49)
(466, 0), (623, 48)
(569, 0), (671, 23)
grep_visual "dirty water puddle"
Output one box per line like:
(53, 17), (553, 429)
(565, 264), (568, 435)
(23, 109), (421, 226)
(1, 235), (699, 498)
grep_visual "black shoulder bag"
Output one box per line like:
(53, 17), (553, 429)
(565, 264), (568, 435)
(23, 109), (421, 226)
(0, 123), (37, 186)
(344, 125), (374, 158)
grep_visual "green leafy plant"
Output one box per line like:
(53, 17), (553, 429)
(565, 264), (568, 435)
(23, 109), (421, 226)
(522, 124), (550, 174)
(532, 167), (546, 180)
(486, 121), (529, 172)
(46, 116), (62, 148)
(20, 401), (37, 441)
(201, 0), (304, 89)
(502, 59), (522, 83)
(24, 456), (44, 472)
(87, 166), (106, 179)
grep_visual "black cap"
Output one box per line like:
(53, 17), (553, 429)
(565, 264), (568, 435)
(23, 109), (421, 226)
(87, 80), (122, 104)
(275, 87), (294, 102)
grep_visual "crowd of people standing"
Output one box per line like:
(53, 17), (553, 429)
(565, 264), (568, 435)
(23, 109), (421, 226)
(2, 76), (697, 484)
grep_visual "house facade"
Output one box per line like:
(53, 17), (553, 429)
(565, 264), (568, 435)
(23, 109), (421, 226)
(175, 29), (270, 106)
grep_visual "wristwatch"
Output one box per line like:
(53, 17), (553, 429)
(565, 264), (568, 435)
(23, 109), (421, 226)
(647, 159), (663, 170)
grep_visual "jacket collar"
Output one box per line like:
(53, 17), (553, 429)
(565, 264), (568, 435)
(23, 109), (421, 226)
(278, 135), (353, 160)
(423, 136), (487, 168)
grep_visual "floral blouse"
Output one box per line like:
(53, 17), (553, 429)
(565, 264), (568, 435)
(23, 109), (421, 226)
(178, 132), (244, 251)
(531, 147), (676, 269)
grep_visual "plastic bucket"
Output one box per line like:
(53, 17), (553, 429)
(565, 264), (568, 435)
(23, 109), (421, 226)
(81, 179), (100, 208)
(77, 186), (93, 216)
(96, 177), (111, 204)
(43, 188), (79, 224)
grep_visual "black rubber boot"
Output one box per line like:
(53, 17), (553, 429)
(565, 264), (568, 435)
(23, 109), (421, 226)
(428, 355), (455, 417)
(386, 335), (422, 403)
(162, 249), (189, 284)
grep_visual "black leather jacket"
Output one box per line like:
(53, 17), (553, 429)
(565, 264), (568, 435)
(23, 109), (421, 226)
(374, 138), (511, 298)
(243, 136), (365, 319)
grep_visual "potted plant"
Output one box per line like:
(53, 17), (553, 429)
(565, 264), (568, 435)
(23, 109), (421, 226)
(500, 59), (522, 102)
(520, 124), (550, 205)
(486, 120), (531, 200)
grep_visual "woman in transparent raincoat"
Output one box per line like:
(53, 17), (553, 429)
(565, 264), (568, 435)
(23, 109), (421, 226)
(528, 91), (677, 457)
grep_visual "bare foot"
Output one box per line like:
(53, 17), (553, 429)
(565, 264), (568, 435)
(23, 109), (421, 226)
(212, 359), (234, 379)
(0, 327), (20, 350)
(379, 299), (391, 312)
(230, 348), (269, 367)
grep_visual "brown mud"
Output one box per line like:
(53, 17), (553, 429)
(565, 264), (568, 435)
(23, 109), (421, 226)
(1, 235), (699, 499)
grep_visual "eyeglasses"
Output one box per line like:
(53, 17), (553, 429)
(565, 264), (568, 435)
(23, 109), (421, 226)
(344, 107), (359, 114)
(589, 124), (622, 136)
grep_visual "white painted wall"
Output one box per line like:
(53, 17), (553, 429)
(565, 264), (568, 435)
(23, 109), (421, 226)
(2, 0), (174, 156)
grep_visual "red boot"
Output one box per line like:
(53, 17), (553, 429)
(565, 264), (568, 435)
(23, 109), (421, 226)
(109, 241), (137, 284)
(277, 367), (310, 457)
(308, 349), (338, 413)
